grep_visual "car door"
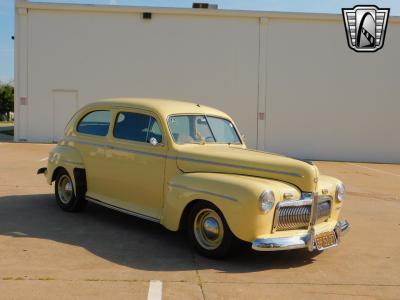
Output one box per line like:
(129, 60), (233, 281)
(73, 109), (112, 200)
(103, 109), (167, 220)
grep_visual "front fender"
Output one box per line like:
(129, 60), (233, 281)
(46, 144), (85, 185)
(161, 172), (299, 242)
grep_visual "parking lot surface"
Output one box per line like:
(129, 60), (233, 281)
(0, 142), (399, 299)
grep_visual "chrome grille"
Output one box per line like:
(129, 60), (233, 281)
(273, 197), (331, 231)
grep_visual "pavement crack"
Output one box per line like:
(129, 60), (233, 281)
(201, 281), (400, 287)
(191, 250), (206, 300)
(2, 277), (400, 289)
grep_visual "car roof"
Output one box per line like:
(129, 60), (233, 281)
(84, 98), (231, 119)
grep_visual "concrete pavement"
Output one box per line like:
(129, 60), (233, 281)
(0, 142), (399, 299)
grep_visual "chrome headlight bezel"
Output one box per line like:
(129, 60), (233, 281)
(336, 183), (345, 202)
(259, 190), (275, 213)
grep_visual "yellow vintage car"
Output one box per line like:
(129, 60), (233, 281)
(38, 98), (349, 258)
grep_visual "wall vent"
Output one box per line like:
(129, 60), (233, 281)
(142, 12), (152, 19)
(192, 3), (218, 9)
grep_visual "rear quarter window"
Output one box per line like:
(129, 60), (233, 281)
(77, 110), (111, 136)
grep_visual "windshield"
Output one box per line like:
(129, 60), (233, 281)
(168, 115), (242, 145)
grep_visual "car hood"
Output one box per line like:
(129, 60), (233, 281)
(176, 145), (319, 192)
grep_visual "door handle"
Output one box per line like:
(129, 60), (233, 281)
(104, 145), (114, 150)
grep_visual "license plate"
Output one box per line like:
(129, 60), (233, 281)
(315, 231), (337, 250)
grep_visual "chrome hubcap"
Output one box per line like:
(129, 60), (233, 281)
(57, 174), (73, 204)
(203, 218), (220, 239)
(194, 208), (224, 250)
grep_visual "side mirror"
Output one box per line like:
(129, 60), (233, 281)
(149, 137), (158, 146)
(241, 134), (246, 141)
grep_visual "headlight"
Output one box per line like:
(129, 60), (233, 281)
(259, 190), (275, 213)
(336, 183), (345, 202)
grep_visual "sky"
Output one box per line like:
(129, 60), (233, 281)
(1, 0), (399, 83)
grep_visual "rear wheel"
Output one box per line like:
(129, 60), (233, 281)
(187, 202), (234, 259)
(55, 169), (87, 212)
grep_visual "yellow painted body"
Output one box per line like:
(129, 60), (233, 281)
(45, 98), (344, 243)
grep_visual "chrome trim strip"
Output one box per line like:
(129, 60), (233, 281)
(64, 138), (106, 149)
(86, 196), (160, 223)
(59, 158), (84, 166)
(168, 183), (237, 202)
(177, 156), (304, 178)
(252, 220), (350, 251)
(65, 137), (303, 178)
(278, 198), (313, 207)
(112, 145), (167, 159)
(278, 194), (332, 207)
(66, 138), (168, 159)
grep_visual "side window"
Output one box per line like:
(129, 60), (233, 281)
(148, 117), (163, 144)
(207, 117), (241, 144)
(113, 112), (163, 143)
(195, 116), (215, 142)
(77, 110), (111, 136)
(169, 115), (191, 143)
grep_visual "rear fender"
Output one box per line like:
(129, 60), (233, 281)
(46, 144), (85, 190)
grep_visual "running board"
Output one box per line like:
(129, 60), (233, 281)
(86, 196), (160, 223)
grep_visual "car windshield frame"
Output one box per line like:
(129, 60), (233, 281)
(167, 114), (243, 145)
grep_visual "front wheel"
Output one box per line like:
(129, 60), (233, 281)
(187, 202), (235, 259)
(55, 169), (87, 212)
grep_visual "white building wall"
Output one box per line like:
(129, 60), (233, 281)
(264, 18), (400, 162)
(24, 8), (260, 147)
(15, 1), (400, 162)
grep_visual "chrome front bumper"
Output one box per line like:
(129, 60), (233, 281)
(252, 220), (350, 251)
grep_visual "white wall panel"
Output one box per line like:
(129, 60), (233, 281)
(264, 19), (400, 163)
(52, 90), (78, 141)
(14, 7), (29, 141)
(26, 9), (259, 146)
